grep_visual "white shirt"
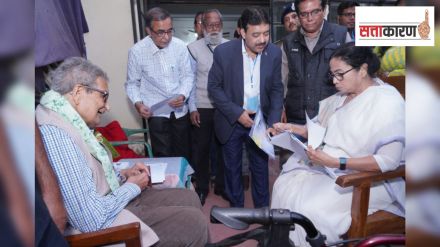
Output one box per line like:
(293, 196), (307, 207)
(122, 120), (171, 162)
(242, 39), (261, 112)
(125, 36), (194, 118)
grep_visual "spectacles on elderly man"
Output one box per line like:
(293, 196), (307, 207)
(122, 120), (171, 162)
(151, 28), (174, 37)
(328, 67), (355, 81)
(82, 84), (109, 103)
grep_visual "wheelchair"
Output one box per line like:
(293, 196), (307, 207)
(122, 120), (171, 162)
(206, 206), (405, 247)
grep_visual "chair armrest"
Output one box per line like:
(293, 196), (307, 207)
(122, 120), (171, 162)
(336, 166), (405, 188)
(122, 128), (149, 137)
(65, 222), (141, 247)
(110, 140), (146, 146)
(110, 141), (153, 158)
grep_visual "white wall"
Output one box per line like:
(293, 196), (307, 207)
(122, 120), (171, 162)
(82, 0), (142, 128)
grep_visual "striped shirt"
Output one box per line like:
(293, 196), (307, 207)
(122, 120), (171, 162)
(39, 124), (140, 232)
(125, 36), (194, 118)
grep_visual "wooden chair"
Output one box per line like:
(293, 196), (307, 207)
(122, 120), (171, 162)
(336, 166), (405, 242)
(65, 222), (141, 247)
(36, 123), (142, 247)
(380, 75), (405, 98)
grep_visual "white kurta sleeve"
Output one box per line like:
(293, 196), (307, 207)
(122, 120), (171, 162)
(373, 141), (404, 172)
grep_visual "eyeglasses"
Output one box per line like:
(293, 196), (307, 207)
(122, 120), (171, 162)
(82, 84), (109, 103)
(205, 22), (222, 30)
(298, 8), (322, 19)
(341, 12), (355, 18)
(151, 28), (174, 37)
(328, 67), (355, 81)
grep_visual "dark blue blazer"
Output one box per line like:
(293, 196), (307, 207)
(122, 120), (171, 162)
(208, 39), (284, 144)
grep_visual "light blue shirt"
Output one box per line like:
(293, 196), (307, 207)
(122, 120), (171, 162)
(125, 36), (194, 118)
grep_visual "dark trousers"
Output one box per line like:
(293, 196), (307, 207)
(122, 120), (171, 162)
(148, 112), (191, 162)
(191, 108), (224, 194)
(222, 123), (269, 208)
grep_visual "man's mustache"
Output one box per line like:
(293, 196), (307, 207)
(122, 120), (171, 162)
(208, 32), (221, 37)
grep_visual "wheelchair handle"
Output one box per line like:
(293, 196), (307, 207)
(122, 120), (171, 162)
(210, 206), (325, 246)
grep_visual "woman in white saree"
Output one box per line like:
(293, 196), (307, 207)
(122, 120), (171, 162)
(269, 45), (405, 246)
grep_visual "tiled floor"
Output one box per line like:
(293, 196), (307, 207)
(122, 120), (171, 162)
(202, 158), (281, 247)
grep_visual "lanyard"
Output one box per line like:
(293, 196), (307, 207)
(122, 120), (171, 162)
(248, 54), (259, 89)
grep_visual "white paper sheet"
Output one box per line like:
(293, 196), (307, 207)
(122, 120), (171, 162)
(113, 161), (130, 171)
(249, 110), (275, 159)
(149, 95), (181, 116)
(146, 162), (167, 184)
(270, 131), (308, 161)
(305, 112), (326, 149)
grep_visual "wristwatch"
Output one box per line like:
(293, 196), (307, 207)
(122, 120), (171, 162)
(339, 157), (347, 170)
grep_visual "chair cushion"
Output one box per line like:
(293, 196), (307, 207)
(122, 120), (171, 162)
(96, 121), (128, 141)
(95, 121), (142, 161)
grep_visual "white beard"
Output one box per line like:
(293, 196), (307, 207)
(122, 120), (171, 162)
(204, 31), (223, 46)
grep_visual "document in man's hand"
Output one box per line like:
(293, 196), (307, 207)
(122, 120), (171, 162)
(149, 95), (180, 116)
(270, 131), (308, 161)
(249, 110), (275, 159)
(145, 163), (167, 184)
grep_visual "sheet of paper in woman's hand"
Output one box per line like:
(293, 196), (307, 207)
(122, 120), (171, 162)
(305, 111), (326, 149)
(270, 132), (308, 161)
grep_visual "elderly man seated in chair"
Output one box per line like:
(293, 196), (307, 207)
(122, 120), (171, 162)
(36, 57), (208, 247)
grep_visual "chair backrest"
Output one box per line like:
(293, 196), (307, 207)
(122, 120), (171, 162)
(380, 75), (405, 98)
(35, 123), (68, 232)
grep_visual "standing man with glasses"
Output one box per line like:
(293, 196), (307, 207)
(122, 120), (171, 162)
(337, 1), (359, 40)
(187, 9), (229, 205)
(125, 7), (194, 161)
(283, 0), (350, 127)
(208, 7), (284, 208)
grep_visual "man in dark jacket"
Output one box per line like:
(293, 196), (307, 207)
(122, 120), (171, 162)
(284, 0), (350, 124)
(208, 7), (283, 208)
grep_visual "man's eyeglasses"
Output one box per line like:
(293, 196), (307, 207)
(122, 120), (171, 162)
(299, 8), (323, 19)
(82, 85), (109, 103)
(205, 22), (222, 30)
(328, 67), (355, 81)
(151, 28), (174, 37)
(341, 13), (355, 18)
